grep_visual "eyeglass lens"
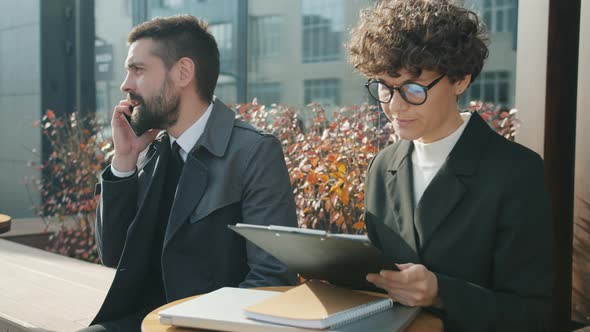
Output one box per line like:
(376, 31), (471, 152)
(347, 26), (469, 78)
(368, 81), (427, 105)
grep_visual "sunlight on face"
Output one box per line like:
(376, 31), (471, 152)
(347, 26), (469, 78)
(120, 39), (180, 132)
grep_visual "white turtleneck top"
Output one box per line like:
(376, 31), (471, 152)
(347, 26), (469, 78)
(411, 112), (471, 207)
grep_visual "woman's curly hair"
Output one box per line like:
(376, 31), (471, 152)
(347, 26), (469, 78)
(347, 0), (489, 84)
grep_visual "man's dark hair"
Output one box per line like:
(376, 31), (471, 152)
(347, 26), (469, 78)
(347, 0), (489, 84)
(128, 15), (219, 102)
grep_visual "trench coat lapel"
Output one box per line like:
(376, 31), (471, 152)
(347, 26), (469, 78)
(163, 101), (236, 247)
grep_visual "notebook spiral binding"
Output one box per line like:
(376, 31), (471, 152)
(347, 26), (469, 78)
(327, 298), (394, 328)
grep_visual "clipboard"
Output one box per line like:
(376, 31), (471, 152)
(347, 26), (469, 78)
(228, 224), (395, 289)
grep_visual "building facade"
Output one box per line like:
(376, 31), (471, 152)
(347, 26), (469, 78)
(0, 0), (519, 215)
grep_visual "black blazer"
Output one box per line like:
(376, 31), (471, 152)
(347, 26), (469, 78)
(364, 112), (553, 331)
(91, 101), (297, 324)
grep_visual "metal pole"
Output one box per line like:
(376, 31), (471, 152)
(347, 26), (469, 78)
(236, 0), (248, 103)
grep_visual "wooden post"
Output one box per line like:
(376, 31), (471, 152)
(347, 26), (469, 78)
(544, 0), (581, 330)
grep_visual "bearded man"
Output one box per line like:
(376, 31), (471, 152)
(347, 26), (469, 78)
(82, 15), (297, 332)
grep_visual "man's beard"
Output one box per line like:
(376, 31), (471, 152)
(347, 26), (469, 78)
(128, 76), (180, 136)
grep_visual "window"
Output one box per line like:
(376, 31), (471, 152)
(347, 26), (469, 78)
(462, 71), (511, 106)
(304, 79), (341, 106)
(147, 0), (240, 103)
(247, 82), (281, 105)
(302, 0), (344, 63)
(157, 0), (184, 9)
(481, 0), (516, 33)
(249, 16), (282, 59)
(144, 0), (371, 107)
(215, 83), (237, 104)
(209, 22), (233, 64)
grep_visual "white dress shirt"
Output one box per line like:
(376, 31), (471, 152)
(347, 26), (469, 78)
(411, 112), (471, 207)
(111, 102), (214, 178)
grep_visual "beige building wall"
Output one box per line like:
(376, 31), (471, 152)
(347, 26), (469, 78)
(514, 0), (549, 157)
(573, 0), (590, 324)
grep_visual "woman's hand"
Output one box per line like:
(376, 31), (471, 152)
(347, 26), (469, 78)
(366, 263), (441, 307)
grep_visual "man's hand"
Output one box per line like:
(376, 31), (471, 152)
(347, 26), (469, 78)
(111, 100), (158, 172)
(366, 263), (441, 307)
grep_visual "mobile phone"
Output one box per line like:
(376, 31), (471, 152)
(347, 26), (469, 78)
(123, 105), (146, 136)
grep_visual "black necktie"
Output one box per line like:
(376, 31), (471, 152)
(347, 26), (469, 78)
(169, 141), (184, 192)
(147, 141), (185, 306)
(153, 141), (184, 260)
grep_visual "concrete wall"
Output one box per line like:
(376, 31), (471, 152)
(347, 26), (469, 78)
(0, 0), (41, 218)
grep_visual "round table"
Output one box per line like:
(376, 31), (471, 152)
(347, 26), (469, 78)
(141, 286), (443, 332)
(0, 214), (11, 234)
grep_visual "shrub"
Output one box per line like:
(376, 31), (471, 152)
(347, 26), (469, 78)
(29, 101), (518, 262)
(236, 102), (394, 233)
(468, 100), (520, 140)
(27, 110), (113, 263)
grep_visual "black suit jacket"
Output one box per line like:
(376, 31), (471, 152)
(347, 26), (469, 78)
(364, 112), (553, 331)
(91, 101), (297, 324)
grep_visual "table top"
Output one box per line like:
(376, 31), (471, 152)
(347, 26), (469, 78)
(141, 286), (443, 332)
(0, 214), (11, 234)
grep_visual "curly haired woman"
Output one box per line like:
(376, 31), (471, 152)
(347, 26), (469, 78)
(348, 1), (553, 331)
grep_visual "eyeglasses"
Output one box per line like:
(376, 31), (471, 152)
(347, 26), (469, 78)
(365, 74), (445, 105)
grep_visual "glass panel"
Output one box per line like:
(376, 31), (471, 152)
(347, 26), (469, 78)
(498, 82), (509, 105)
(216, 83), (237, 104)
(135, 0), (517, 112)
(496, 10), (505, 32)
(210, 22), (234, 63)
(507, 8), (514, 32)
(470, 82), (481, 100)
(0, 0), (44, 217)
(462, 0), (517, 108)
(484, 82), (495, 102)
(247, 0), (371, 110)
(483, 11), (493, 31)
(147, 0), (240, 104)
(248, 82), (282, 105)
(304, 79), (341, 106)
(95, 0), (134, 119)
(302, 0), (343, 63)
(483, 71), (496, 80)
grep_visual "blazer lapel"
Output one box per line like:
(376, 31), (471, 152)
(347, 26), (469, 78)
(386, 140), (419, 253)
(414, 163), (466, 250)
(413, 112), (491, 250)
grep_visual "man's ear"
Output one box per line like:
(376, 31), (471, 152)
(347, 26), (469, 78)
(454, 74), (472, 95)
(173, 57), (195, 88)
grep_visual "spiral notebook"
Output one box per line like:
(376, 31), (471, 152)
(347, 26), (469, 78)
(159, 285), (419, 332)
(243, 280), (394, 329)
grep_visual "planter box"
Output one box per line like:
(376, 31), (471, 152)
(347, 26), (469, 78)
(0, 217), (51, 249)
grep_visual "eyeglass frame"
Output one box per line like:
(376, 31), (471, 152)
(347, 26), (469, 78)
(364, 74), (446, 106)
